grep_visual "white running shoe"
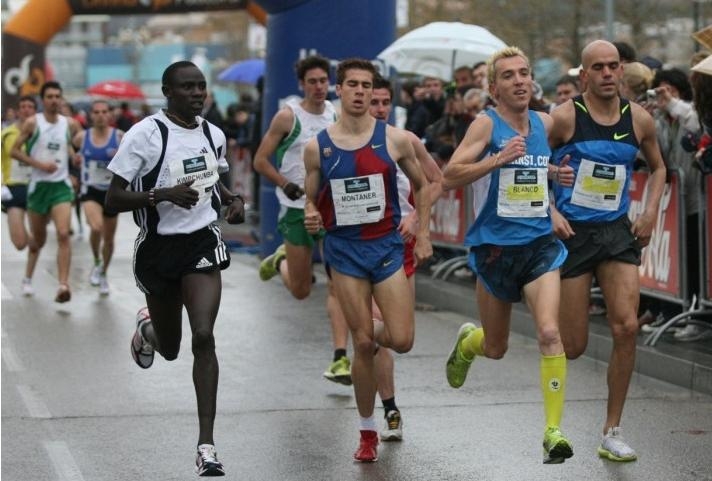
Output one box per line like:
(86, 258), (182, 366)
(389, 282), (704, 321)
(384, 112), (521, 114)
(99, 275), (110, 296)
(195, 444), (225, 476)
(380, 410), (403, 441)
(21, 278), (34, 297)
(89, 263), (103, 286)
(597, 427), (637, 462)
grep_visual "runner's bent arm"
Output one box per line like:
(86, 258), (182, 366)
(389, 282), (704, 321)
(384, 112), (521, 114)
(390, 126), (432, 264)
(442, 114), (494, 190)
(252, 108), (295, 189)
(631, 103), (667, 247)
(10, 116), (55, 173)
(302, 137), (322, 234)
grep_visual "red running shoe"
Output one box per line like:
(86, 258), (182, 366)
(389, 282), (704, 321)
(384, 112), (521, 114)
(354, 430), (378, 462)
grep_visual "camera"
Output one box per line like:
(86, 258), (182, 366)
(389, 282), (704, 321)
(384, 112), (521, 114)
(646, 89), (657, 101)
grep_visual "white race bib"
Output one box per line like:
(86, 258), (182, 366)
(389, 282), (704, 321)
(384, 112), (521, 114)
(168, 151), (219, 201)
(330, 174), (386, 226)
(497, 167), (548, 217)
(9, 158), (32, 184)
(86, 160), (113, 186)
(571, 159), (625, 211)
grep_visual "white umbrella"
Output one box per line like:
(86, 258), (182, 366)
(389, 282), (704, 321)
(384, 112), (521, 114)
(377, 22), (507, 82)
(691, 54), (712, 77)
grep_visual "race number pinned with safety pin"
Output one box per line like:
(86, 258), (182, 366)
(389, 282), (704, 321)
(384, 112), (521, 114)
(571, 159), (625, 211)
(497, 167), (548, 217)
(331, 174), (386, 226)
(86, 160), (113, 186)
(168, 151), (219, 202)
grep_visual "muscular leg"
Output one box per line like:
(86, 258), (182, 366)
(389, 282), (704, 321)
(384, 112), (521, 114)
(144, 287), (184, 360)
(101, 214), (118, 273)
(326, 280), (350, 354)
(331, 270), (377, 418)
(523, 270), (564, 356)
(7, 207), (29, 250)
(372, 268), (414, 353)
(183, 270), (222, 446)
(27, 211), (49, 280)
(474, 281), (513, 359)
(596, 261), (639, 433)
(280, 242), (313, 300)
(49, 202), (72, 286)
(558, 272), (594, 359)
(82, 201), (104, 262)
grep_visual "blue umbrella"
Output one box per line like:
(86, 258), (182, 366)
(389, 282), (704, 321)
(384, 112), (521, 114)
(217, 58), (265, 85)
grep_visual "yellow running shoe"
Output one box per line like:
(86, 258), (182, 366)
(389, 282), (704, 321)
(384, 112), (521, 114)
(259, 244), (286, 281)
(445, 322), (477, 388)
(323, 356), (352, 385)
(543, 426), (574, 464)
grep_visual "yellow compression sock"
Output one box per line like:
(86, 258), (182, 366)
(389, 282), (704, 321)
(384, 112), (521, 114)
(461, 327), (485, 358)
(540, 353), (567, 428)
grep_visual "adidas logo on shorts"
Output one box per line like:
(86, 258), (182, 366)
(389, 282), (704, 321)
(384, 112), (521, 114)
(195, 257), (213, 269)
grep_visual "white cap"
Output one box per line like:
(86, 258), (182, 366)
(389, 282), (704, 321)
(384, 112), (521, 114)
(691, 55), (712, 77)
(567, 65), (582, 76)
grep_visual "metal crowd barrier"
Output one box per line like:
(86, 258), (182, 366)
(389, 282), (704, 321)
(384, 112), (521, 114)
(429, 186), (472, 280)
(645, 171), (712, 346)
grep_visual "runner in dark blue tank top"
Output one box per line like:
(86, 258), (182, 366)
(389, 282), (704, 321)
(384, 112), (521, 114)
(304, 59), (432, 463)
(549, 40), (666, 462)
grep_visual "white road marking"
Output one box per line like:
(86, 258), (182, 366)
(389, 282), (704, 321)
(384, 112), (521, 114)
(44, 441), (86, 481)
(1, 340), (24, 372)
(16, 384), (51, 418)
(2, 281), (14, 300)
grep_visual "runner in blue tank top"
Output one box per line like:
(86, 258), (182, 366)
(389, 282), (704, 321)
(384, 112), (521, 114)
(304, 59), (432, 463)
(442, 46), (576, 464)
(549, 40), (666, 462)
(72, 100), (124, 295)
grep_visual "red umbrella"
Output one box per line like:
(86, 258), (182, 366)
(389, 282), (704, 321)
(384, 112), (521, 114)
(87, 80), (145, 100)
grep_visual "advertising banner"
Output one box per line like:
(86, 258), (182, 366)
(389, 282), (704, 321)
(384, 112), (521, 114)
(628, 171), (680, 297)
(430, 188), (467, 246)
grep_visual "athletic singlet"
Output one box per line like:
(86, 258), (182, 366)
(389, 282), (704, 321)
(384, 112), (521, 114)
(552, 95), (640, 222)
(395, 162), (415, 217)
(25, 114), (70, 185)
(464, 109), (552, 247)
(1, 124), (32, 185)
(80, 127), (120, 192)
(275, 98), (336, 209)
(108, 110), (228, 235)
(316, 120), (400, 240)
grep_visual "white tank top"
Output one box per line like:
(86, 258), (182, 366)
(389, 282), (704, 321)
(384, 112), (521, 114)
(275, 98), (336, 209)
(27, 114), (70, 184)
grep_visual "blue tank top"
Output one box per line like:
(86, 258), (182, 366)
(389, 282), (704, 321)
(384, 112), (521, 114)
(464, 109), (553, 247)
(316, 120), (401, 240)
(81, 128), (120, 191)
(552, 95), (639, 222)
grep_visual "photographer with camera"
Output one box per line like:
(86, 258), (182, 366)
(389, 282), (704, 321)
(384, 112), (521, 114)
(639, 68), (705, 339)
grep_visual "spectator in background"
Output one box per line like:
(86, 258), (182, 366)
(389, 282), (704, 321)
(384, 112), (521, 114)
(463, 87), (485, 117)
(422, 76), (446, 121)
(401, 79), (431, 139)
(453, 65), (474, 89)
(115, 102), (136, 132)
(472, 61), (488, 89)
(529, 80), (552, 113)
(641, 66), (708, 341)
(223, 103), (254, 149)
(613, 41), (637, 63)
(640, 55), (663, 73)
(554, 75), (581, 106)
(619, 62), (654, 102)
(202, 91), (224, 132)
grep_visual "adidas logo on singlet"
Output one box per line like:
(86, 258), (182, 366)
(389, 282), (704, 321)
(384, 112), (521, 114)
(195, 257), (213, 269)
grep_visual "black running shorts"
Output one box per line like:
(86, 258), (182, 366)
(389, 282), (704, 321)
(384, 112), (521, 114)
(133, 224), (230, 296)
(560, 214), (641, 279)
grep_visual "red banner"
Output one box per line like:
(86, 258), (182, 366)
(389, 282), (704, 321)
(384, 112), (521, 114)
(429, 188), (467, 245)
(628, 172), (680, 296)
